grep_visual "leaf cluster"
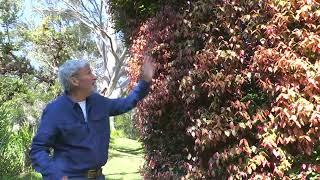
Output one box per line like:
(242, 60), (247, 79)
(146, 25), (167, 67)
(127, 0), (320, 179)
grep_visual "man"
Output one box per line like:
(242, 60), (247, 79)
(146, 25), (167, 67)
(30, 57), (154, 180)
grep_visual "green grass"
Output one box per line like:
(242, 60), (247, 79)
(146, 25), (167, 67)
(0, 172), (42, 180)
(1, 137), (144, 180)
(104, 138), (144, 180)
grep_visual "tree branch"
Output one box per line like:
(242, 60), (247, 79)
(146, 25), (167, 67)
(62, 0), (97, 28)
(79, 0), (99, 25)
(88, 0), (101, 18)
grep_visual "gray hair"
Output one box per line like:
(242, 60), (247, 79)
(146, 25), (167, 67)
(58, 59), (89, 92)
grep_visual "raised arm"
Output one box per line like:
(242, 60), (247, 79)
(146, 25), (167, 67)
(108, 56), (155, 116)
(108, 80), (150, 116)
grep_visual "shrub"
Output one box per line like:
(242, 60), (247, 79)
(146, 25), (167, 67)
(108, 0), (187, 44)
(0, 76), (59, 175)
(125, 0), (320, 179)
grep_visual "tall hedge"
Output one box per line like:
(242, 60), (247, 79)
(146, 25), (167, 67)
(120, 0), (320, 179)
(108, 0), (187, 44)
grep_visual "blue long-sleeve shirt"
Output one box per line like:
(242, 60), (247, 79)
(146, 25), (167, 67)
(30, 80), (150, 179)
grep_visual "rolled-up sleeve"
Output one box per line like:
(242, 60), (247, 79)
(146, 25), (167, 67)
(108, 80), (150, 116)
(30, 105), (63, 180)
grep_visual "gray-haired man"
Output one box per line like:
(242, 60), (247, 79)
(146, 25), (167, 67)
(30, 57), (154, 180)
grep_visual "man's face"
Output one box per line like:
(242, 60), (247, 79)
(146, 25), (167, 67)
(71, 65), (97, 94)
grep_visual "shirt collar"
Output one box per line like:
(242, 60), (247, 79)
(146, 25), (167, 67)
(62, 91), (94, 108)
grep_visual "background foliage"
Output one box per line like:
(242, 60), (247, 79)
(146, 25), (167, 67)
(0, 76), (60, 175)
(108, 0), (187, 44)
(113, 112), (140, 140)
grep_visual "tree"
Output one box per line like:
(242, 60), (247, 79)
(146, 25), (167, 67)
(0, 0), (34, 76)
(0, 0), (59, 84)
(24, 13), (97, 83)
(39, 0), (129, 97)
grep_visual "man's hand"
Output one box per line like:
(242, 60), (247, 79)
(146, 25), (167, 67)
(142, 55), (155, 82)
(62, 176), (68, 180)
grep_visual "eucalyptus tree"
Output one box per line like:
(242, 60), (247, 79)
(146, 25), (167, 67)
(25, 14), (97, 82)
(40, 0), (130, 97)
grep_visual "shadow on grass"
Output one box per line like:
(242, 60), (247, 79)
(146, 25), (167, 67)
(108, 147), (144, 159)
(113, 147), (143, 155)
(107, 171), (141, 180)
(108, 171), (140, 176)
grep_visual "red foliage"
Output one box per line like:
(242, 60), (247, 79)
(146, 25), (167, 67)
(127, 0), (320, 179)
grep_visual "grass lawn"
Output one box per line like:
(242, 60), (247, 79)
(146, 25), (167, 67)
(0, 137), (144, 180)
(103, 137), (144, 180)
